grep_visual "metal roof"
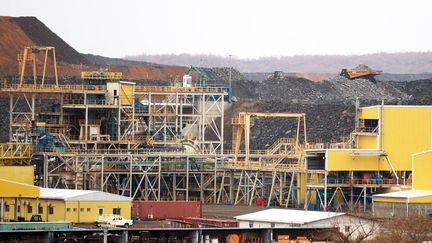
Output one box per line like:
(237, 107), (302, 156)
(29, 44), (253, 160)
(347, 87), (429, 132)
(40, 188), (132, 202)
(235, 209), (345, 225)
(373, 190), (432, 199)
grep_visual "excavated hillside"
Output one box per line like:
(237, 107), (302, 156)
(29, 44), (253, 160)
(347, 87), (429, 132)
(0, 16), (187, 80)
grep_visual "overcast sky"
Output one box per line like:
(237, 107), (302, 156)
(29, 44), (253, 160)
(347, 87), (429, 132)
(2, 0), (432, 59)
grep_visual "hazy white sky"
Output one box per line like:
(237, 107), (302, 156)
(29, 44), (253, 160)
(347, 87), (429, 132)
(2, 0), (432, 59)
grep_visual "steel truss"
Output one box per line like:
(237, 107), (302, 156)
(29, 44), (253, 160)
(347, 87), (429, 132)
(134, 90), (224, 154)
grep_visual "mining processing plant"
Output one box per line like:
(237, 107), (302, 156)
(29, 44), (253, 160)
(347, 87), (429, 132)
(1, 46), (432, 241)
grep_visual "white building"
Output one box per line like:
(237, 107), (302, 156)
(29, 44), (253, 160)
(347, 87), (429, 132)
(235, 209), (377, 241)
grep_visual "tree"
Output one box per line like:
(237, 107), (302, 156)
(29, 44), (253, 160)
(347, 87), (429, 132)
(372, 215), (432, 243)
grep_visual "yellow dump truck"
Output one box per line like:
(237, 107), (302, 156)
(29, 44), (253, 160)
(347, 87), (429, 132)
(340, 64), (383, 80)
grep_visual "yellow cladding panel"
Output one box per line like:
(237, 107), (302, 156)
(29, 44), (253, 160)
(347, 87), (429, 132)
(357, 136), (377, 149)
(373, 195), (432, 203)
(410, 195), (432, 203)
(373, 196), (407, 203)
(359, 107), (379, 119)
(120, 83), (134, 105)
(0, 178), (39, 197)
(297, 173), (306, 204)
(0, 166), (34, 185)
(326, 150), (387, 171)
(383, 107), (431, 171)
(413, 151), (432, 190)
(65, 201), (131, 223)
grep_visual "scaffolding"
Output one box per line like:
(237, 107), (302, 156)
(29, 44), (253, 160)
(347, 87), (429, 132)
(1, 47), (313, 208)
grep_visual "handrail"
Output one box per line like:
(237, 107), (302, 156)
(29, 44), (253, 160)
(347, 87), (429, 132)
(307, 178), (398, 185)
(0, 82), (106, 92)
(0, 142), (31, 160)
(355, 126), (379, 134)
(135, 86), (227, 93)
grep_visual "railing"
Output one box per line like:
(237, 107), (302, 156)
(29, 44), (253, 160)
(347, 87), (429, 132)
(231, 118), (254, 126)
(0, 143), (31, 160)
(306, 137), (353, 150)
(135, 86), (227, 93)
(90, 134), (110, 141)
(78, 120), (101, 126)
(355, 126), (379, 134)
(0, 82), (106, 92)
(81, 71), (122, 80)
(223, 160), (304, 170)
(267, 138), (296, 153)
(307, 178), (398, 186)
(12, 118), (31, 125)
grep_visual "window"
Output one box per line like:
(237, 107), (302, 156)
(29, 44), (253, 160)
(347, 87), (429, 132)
(345, 226), (350, 233)
(80, 208), (84, 212)
(358, 119), (379, 133)
(27, 205), (32, 214)
(17, 206), (20, 213)
(38, 206), (43, 214)
(87, 208), (91, 212)
(98, 208), (104, 216)
(271, 223), (275, 228)
(5, 205), (9, 212)
(67, 208), (70, 212)
(113, 208), (121, 215)
(73, 208), (77, 212)
(249, 222), (254, 228)
(49, 207), (54, 215)
(114, 90), (118, 96)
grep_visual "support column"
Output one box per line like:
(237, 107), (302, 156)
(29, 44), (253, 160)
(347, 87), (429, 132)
(349, 171), (354, 210)
(9, 94), (12, 141)
(186, 156), (189, 201)
(173, 173), (177, 201)
(324, 172), (328, 211)
(229, 171), (234, 203)
(1, 198), (4, 222)
(363, 186), (367, 213)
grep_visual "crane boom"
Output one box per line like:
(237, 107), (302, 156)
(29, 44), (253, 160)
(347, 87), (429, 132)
(186, 65), (208, 86)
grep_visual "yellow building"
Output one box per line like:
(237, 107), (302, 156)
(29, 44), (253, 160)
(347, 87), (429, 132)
(0, 179), (132, 223)
(0, 166), (34, 185)
(372, 149), (432, 217)
(305, 105), (432, 211)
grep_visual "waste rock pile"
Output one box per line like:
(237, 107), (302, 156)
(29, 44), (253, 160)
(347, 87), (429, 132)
(223, 74), (432, 148)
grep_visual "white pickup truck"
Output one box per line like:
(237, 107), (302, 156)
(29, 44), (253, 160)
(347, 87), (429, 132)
(97, 215), (133, 228)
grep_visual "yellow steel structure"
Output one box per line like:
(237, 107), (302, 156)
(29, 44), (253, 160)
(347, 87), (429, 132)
(119, 81), (134, 106)
(0, 143), (31, 162)
(81, 71), (122, 80)
(232, 112), (307, 165)
(306, 105), (432, 211)
(324, 106), (432, 171)
(18, 46), (58, 87)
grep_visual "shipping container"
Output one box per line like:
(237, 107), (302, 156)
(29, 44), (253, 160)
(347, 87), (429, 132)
(132, 201), (202, 220)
